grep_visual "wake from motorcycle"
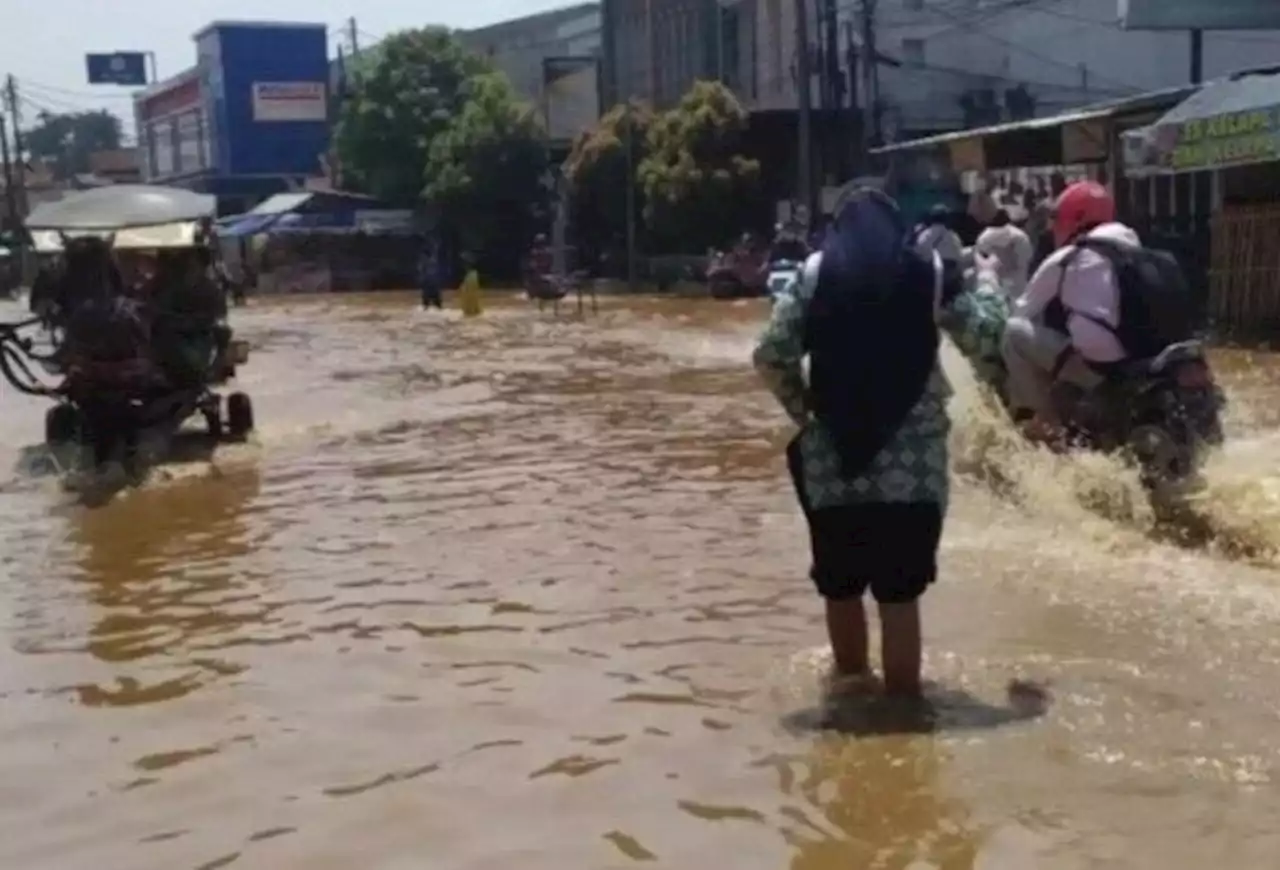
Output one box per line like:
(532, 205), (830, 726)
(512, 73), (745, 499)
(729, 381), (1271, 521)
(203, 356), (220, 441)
(941, 339), (1280, 565)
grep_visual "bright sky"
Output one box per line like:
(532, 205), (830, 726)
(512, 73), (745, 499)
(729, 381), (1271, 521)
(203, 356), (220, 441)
(1, 0), (577, 130)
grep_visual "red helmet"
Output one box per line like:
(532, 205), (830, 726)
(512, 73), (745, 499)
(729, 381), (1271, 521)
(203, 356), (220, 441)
(1052, 181), (1116, 247)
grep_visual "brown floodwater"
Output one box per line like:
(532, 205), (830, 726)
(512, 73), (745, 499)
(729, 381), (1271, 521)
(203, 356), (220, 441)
(1, 292), (1280, 870)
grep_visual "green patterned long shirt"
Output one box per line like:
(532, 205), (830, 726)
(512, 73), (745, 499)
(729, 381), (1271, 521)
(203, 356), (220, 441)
(752, 255), (1009, 511)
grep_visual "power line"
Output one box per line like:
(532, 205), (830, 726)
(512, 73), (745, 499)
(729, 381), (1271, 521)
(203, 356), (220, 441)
(19, 78), (138, 102)
(920, 0), (1147, 92)
(1014, 1), (1280, 44)
(870, 0), (1060, 34)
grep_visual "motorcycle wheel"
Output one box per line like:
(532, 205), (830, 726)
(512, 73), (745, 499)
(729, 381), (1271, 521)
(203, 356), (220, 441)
(1127, 424), (1185, 485)
(226, 392), (255, 442)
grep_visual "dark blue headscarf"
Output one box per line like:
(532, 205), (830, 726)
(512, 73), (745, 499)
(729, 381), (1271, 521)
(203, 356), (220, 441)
(805, 188), (940, 479)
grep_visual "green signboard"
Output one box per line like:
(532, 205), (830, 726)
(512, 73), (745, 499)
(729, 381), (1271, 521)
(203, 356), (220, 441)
(1167, 106), (1280, 172)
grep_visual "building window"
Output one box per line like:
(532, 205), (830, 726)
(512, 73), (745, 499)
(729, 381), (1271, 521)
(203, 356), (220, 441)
(901, 38), (925, 67)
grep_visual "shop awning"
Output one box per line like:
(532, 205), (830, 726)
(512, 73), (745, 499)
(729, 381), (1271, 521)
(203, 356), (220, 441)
(872, 84), (1198, 172)
(218, 212), (283, 238)
(1124, 67), (1280, 176)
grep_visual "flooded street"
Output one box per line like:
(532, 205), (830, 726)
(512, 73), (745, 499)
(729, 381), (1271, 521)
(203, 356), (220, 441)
(3, 292), (1280, 869)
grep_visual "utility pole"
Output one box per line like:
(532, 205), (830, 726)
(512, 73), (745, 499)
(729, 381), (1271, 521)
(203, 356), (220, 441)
(795, 0), (814, 229)
(348, 17), (360, 55)
(1189, 29), (1203, 84)
(624, 102), (637, 292)
(858, 0), (879, 156)
(0, 113), (16, 234)
(645, 0), (657, 101)
(822, 0), (840, 110)
(715, 1), (725, 83)
(844, 21), (862, 171)
(3, 76), (26, 219)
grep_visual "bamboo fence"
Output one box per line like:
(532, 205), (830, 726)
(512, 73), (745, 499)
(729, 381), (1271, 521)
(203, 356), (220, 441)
(1208, 204), (1280, 336)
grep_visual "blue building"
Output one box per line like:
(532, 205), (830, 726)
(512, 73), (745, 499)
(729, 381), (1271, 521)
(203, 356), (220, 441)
(134, 21), (330, 214)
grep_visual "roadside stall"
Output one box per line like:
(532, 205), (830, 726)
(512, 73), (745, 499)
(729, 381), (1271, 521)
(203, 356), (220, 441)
(1123, 67), (1280, 335)
(872, 84), (1219, 303)
(215, 192), (421, 294)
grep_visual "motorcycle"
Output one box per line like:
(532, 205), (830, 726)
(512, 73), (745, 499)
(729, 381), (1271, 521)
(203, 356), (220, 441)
(707, 250), (768, 300)
(941, 280), (1224, 491)
(1045, 339), (1225, 490)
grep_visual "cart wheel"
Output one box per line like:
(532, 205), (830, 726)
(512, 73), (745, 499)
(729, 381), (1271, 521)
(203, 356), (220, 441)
(226, 392), (254, 441)
(204, 404), (223, 438)
(45, 404), (80, 445)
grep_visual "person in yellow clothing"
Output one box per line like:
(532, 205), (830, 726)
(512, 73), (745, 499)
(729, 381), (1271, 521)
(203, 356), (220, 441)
(457, 253), (482, 317)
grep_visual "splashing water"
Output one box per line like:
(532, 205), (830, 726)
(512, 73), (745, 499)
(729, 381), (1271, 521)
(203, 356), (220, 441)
(940, 340), (1280, 565)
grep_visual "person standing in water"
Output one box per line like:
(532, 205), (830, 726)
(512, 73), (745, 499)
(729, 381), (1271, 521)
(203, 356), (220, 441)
(753, 186), (996, 697)
(418, 239), (442, 309)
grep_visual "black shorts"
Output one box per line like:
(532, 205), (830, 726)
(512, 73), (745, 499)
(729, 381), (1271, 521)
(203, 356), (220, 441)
(803, 502), (943, 603)
(787, 438), (943, 604)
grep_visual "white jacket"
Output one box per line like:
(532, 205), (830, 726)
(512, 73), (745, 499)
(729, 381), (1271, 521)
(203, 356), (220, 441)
(975, 224), (1033, 299)
(914, 224), (964, 264)
(1015, 222), (1141, 363)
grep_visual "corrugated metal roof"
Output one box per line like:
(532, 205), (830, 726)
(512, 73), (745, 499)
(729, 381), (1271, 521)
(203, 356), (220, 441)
(250, 193), (314, 215)
(1155, 67), (1280, 127)
(871, 83), (1201, 156)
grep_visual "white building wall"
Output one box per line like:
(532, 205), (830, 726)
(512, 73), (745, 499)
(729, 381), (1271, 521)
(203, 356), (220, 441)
(752, 0), (1280, 133)
(458, 7), (603, 105)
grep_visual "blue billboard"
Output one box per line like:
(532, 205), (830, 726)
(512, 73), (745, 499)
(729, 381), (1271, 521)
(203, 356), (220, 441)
(203, 22), (330, 179)
(136, 21), (330, 213)
(86, 52), (149, 86)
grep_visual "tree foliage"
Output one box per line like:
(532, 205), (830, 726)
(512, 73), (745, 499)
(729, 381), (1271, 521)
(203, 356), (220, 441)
(334, 26), (551, 275)
(333, 27), (492, 204)
(424, 73), (549, 275)
(561, 99), (654, 272)
(637, 81), (760, 253)
(24, 110), (122, 179)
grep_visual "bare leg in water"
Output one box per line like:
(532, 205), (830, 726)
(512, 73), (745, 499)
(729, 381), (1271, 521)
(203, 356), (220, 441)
(826, 597), (923, 697)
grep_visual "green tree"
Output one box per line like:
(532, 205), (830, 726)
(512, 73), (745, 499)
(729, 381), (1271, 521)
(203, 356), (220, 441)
(24, 110), (122, 179)
(333, 26), (492, 204)
(424, 72), (550, 277)
(562, 99), (653, 274)
(638, 81), (760, 254)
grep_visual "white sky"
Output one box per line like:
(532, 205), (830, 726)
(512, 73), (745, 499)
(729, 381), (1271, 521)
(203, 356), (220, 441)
(1, 0), (578, 129)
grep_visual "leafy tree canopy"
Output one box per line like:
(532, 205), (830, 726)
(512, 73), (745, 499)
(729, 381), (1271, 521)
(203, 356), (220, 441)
(424, 72), (550, 269)
(24, 110), (122, 179)
(333, 26), (493, 204)
(562, 99), (654, 270)
(638, 81), (760, 253)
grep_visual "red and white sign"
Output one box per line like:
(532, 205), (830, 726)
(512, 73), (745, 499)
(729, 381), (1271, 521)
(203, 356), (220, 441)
(138, 76), (201, 120)
(252, 81), (327, 122)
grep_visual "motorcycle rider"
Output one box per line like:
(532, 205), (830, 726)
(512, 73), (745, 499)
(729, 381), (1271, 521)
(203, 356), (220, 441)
(525, 233), (553, 296)
(912, 204), (964, 265)
(770, 222), (808, 263)
(975, 208), (1033, 299)
(1000, 180), (1138, 441)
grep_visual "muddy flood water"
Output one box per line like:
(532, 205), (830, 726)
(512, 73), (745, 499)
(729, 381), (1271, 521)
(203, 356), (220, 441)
(2, 292), (1280, 869)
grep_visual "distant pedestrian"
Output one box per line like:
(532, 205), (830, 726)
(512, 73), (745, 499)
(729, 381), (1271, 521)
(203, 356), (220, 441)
(418, 240), (442, 309)
(458, 252), (482, 317)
